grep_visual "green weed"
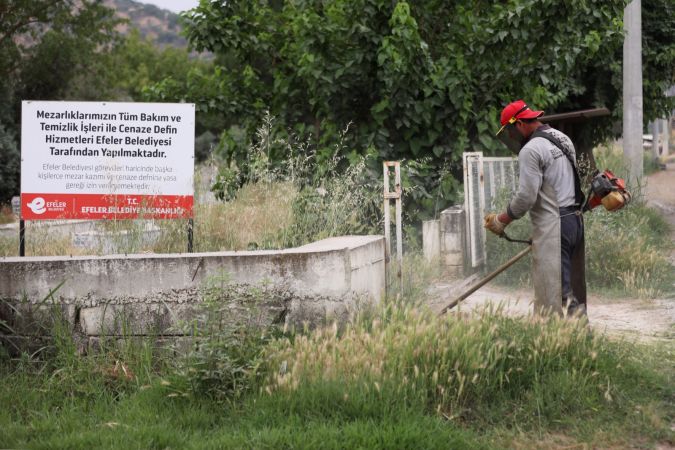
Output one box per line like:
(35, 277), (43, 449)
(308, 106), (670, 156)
(260, 303), (673, 445)
(169, 274), (284, 403)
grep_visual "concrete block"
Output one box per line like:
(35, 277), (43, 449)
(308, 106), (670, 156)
(440, 206), (467, 278)
(423, 220), (441, 263)
(79, 302), (188, 336)
(72, 223), (161, 253)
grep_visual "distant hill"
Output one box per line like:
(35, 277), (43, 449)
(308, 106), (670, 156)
(104, 0), (189, 48)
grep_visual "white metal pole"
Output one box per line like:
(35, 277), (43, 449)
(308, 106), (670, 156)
(383, 162), (391, 263)
(651, 121), (660, 160)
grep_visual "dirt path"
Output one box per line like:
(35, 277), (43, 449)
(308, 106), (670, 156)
(427, 162), (675, 343)
(427, 284), (674, 342)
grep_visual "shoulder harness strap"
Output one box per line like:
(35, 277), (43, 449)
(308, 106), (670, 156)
(531, 129), (585, 207)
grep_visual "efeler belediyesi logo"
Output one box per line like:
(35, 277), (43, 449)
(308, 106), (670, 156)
(27, 197), (46, 214)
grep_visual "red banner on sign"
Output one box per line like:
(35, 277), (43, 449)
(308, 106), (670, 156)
(21, 193), (193, 220)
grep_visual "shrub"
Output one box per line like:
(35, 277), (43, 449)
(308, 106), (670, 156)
(171, 274), (283, 402)
(211, 113), (382, 249)
(0, 123), (20, 204)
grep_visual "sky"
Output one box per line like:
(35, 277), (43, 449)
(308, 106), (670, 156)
(140, 0), (201, 13)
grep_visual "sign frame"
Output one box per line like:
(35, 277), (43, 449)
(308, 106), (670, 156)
(20, 100), (196, 221)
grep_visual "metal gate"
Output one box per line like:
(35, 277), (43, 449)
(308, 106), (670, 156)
(463, 152), (519, 268)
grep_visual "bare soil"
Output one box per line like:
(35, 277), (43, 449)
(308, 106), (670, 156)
(428, 162), (675, 343)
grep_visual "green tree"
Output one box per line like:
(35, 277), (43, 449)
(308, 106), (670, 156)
(105, 30), (202, 100)
(106, 30), (222, 159)
(0, 0), (119, 203)
(0, 123), (19, 203)
(148, 0), (675, 214)
(641, 0), (675, 122)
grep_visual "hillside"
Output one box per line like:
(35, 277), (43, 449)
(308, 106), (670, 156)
(104, 0), (189, 48)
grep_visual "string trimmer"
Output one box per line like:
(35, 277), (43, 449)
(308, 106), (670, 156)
(438, 232), (531, 315)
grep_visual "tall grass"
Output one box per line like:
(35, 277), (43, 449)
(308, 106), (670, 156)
(264, 306), (598, 420)
(1, 270), (672, 448)
(0, 205), (13, 224)
(207, 113), (381, 249)
(257, 302), (673, 444)
(594, 141), (662, 176)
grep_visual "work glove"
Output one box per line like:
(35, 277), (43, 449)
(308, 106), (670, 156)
(484, 213), (510, 236)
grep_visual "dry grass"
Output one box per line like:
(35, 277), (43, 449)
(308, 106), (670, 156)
(0, 181), (299, 257)
(154, 181), (297, 253)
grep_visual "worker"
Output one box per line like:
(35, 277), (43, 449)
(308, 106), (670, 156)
(484, 100), (587, 318)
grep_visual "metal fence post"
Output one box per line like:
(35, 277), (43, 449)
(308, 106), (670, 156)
(383, 161), (402, 290)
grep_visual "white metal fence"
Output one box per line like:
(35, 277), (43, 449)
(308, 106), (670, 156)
(463, 152), (519, 268)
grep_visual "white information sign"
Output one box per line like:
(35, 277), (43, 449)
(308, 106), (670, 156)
(21, 101), (195, 220)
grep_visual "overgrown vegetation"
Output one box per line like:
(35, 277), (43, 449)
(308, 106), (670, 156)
(0, 115), (383, 256)
(1, 279), (672, 448)
(3, 130), (671, 302)
(169, 273), (282, 403)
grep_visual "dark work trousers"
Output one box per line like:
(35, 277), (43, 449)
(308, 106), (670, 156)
(559, 206), (584, 301)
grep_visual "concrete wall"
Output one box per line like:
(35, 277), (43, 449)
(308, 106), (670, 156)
(0, 236), (385, 350)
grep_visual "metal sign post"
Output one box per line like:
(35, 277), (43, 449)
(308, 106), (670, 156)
(383, 161), (402, 290)
(19, 220), (25, 257)
(187, 218), (194, 253)
(11, 196), (24, 256)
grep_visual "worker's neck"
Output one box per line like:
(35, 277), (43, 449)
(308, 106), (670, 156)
(522, 121), (544, 138)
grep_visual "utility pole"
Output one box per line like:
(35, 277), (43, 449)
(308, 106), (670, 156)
(623, 0), (643, 185)
(663, 118), (670, 157)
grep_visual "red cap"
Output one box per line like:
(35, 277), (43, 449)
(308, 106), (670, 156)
(499, 100), (544, 126)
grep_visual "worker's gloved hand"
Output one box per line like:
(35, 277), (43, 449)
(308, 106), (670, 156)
(484, 212), (511, 236)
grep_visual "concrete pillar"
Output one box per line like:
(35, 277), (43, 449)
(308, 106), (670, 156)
(663, 118), (668, 156)
(651, 121), (660, 160)
(623, 0), (643, 185)
(439, 206), (466, 278)
(422, 220), (440, 263)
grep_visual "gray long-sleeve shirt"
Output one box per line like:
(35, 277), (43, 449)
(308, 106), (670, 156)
(507, 125), (577, 220)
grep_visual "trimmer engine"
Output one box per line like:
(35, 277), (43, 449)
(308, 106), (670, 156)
(584, 169), (631, 212)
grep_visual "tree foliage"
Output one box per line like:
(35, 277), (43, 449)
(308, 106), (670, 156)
(0, 123), (20, 203)
(0, 2), (216, 202)
(0, 0), (119, 202)
(146, 0), (674, 214)
(641, 0), (675, 122)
